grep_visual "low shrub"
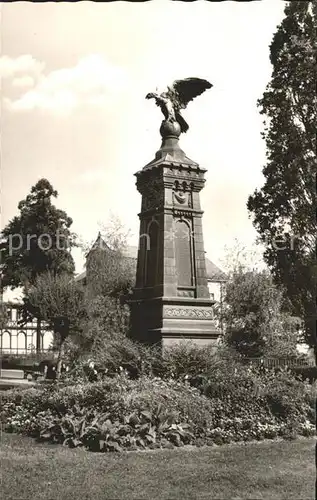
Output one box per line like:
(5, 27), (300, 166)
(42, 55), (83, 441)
(261, 368), (315, 418)
(63, 334), (162, 382)
(157, 342), (232, 380)
(291, 365), (317, 383)
(91, 336), (162, 379)
(63, 340), (242, 385)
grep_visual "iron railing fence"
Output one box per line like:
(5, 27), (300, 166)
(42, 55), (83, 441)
(0, 349), (55, 362)
(240, 357), (315, 368)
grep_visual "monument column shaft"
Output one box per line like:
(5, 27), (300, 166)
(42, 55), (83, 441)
(129, 122), (220, 348)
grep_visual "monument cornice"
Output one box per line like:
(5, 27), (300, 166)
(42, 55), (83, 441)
(171, 208), (204, 218)
(135, 162), (207, 177)
(135, 174), (206, 193)
(128, 295), (214, 306)
(137, 206), (204, 218)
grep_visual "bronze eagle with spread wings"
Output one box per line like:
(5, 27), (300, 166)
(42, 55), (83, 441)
(146, 77), (212, 133)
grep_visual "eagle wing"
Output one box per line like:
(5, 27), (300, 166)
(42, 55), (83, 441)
(168, 78), (212, 110)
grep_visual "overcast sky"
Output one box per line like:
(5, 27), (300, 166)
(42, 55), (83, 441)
(1, 0), (286, 277)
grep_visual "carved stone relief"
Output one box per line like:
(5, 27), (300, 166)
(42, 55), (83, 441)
(172, 180), (193, 208)
(142, 178), (164, 211)
(164, 307), (213, 319)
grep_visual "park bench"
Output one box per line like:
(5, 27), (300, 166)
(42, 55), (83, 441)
(0, 369), (24, 380)
(0, 368), (38, 389)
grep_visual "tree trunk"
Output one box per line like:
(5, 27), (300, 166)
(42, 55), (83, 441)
(36, 318), (41, 353)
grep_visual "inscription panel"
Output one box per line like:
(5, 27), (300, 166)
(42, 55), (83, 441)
(175, 220), (192, 287)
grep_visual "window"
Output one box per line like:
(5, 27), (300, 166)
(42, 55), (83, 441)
(1, 331), (11, 351)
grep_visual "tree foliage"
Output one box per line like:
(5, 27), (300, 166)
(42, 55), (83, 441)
(71, 295), (130, 358)
(0, 178), (76, 289)
(221, 238), (265, 275)
(247, 1), (316, 349)
(69, 216), (135, 359)
(83, 216), (135, 299)
(0, 302), (9, 330)
(222, 267), (301, 359)
(26, 272), (87, 376)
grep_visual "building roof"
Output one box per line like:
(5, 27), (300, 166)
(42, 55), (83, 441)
(205, 258), (228, 282)
(75, 242), (227, 283)
(85, 232), (110, 258)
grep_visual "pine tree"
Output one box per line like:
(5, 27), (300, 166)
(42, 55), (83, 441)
(0, 178), (76, 351)
(247, 1), (316, 353)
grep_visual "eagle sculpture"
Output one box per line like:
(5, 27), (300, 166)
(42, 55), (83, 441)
(146, 77), (212, 133)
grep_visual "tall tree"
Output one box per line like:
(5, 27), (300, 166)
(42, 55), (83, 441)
(247, 2), (316, 353)
(26, 272), (87, 378)
(0, 179), (76, 351)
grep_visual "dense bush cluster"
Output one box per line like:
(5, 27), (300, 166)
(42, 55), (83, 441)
(1, 352), (315, 452)
(63, 338), (243, 382)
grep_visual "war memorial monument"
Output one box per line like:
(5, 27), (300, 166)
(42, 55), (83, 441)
(129, 78), (221, 348)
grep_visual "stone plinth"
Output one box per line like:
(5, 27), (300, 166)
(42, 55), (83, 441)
(128, 121), (220, 348)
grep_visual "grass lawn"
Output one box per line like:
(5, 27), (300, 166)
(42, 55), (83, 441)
(0, 432), (315, 500)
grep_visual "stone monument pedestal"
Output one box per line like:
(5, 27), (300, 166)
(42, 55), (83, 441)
(129, 121), (220, 348)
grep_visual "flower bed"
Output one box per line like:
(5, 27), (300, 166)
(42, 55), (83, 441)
(1, 369), (315, 452)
